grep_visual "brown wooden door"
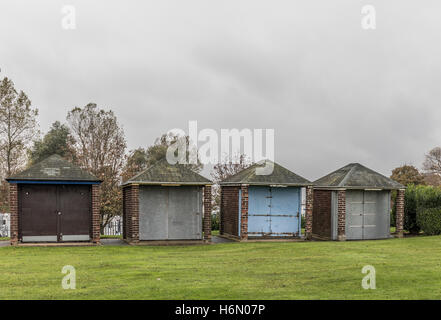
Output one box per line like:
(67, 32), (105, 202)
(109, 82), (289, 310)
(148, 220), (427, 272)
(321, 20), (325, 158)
(59, 185), (91, 241)
(20, 184), (58, 242)
(19, 184), (91, 242)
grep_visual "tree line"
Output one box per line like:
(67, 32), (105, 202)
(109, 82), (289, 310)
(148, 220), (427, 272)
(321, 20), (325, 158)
(0, 75), (251, 231)
(6, 73), (439, 232)
(390, 149), (441, 187)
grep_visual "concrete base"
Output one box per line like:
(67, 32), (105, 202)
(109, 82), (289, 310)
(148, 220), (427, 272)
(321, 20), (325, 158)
(217, 233), (304, 242)
(312, 234), (332, 241)
(245, 238), (305, 243)
(125, 239), (209, 246)
(337, 234), (347, 241)
(216, 233), (241, 242)
(17, 242), (98, 247)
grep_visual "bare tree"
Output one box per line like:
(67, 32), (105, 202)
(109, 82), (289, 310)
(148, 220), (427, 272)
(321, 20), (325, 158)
(0, 77), (38, 212)
(0, 77), (39, 177)
(423, 147), (441, 175)
(212, 154), (252, 183)
(211, 154), (252, 214)
(67, 103), (126, 231)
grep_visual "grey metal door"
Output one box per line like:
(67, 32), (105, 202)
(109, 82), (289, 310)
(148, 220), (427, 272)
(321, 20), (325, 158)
(168, 187), (202, 239)
(363, 191), (390, 239)
(346, 190), (364, 240)
(138, 186), (202, 240)
(139, 186), (168, 240)
(346, 190), (390, 240)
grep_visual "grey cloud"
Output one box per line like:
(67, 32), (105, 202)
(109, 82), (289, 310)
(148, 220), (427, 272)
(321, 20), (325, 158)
(0, 0), (440, 180)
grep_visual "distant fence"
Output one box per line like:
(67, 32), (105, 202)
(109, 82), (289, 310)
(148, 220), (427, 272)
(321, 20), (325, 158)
(103, 217), (122, 236)
(0, 213), (10, 237)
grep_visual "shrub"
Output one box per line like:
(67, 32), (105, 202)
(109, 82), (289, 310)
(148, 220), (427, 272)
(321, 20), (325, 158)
(211, 213), (219, 231)
(404, 185), (419, 233)
(412, 185), (441, 235)
(416, 207), (441, 235)
(390, 190), (397, 227)
(415, 185), (441, 209)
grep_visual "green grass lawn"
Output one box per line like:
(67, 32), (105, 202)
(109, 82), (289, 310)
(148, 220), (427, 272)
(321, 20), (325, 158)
(1, 236), (441, 299)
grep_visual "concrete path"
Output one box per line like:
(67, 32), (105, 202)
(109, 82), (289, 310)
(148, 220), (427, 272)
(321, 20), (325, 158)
(100, 238), (128, 246)
(211, 236), (235, 244)
(0, 241), (10, 247)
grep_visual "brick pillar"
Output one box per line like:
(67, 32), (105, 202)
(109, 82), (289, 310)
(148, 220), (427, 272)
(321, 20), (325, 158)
(240, 184), (249, 240)
(219, 187), (223, 235)
(203, 185), (212, 241)
(130, 184), (139, 243)
(305, 186), (313, 240)
(396, 189), (405, 238)
(9, 184), (18, 245)
(122, 187), (128, 240)
(91, 184), (101, 244)
(337, 190), (346, 241)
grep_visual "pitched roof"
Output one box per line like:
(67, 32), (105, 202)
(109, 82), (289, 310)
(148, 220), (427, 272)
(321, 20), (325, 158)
(220, 160), (311, 186)
(6, 154), (100, 182)
(122, 158), (212, 186)
(314, 163), (405, 189)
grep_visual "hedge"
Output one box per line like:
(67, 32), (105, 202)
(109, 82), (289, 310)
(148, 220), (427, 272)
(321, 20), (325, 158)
(404, 185), (419, 233)
(392, 184), (441, 235)
(416, 207), (441, 235)
(414, 185), (441, 235)
(415, 185), (441, 209)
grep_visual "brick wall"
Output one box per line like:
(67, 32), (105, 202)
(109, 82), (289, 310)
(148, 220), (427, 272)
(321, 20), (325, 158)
(203, 185), (212, 241)
(305, 186), (314, 240)
(396, 189), (405, 238)
(91, 184), (101, 244)
(337, 190), (346, 241)
(240, 185), (249, 240)
(122, 187), (128, 240)
(312, 189), (332, 239)
(220, 186), (240, 237)
(123, 184), (139, 243)
(9, 184), (18, 245)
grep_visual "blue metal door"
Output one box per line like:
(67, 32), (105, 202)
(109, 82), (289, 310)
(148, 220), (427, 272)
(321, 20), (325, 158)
(247, 186), (300, 237)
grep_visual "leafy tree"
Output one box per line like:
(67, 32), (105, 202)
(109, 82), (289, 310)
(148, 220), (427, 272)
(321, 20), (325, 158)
(67, 103), (126, 232)
(0, 77), (38, 177)
(121, 148), (148, 182)
(390, 165), (425, 186)
(146, 133), (203, 172)
(122, 133), (203, 183)
(28, 121), (76, 165)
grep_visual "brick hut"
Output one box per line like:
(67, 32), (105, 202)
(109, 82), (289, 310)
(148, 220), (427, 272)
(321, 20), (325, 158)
(122, 158), (212, 243)
(312, 163), (405, 240)
(6, 154), (101, 245)
(219, 160), (314, 240)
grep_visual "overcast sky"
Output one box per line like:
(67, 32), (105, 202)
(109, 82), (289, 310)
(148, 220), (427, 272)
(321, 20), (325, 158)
(1, 0), (440, 180)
